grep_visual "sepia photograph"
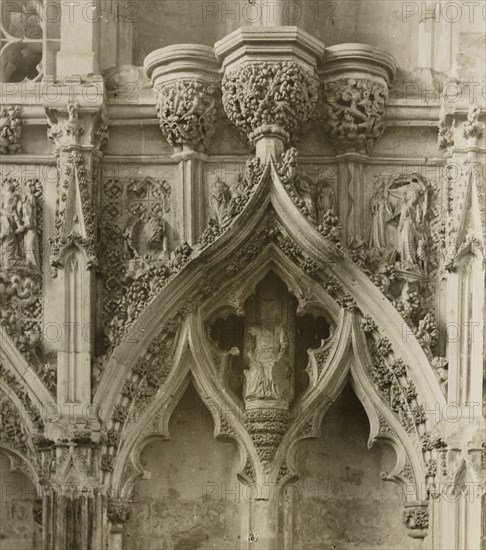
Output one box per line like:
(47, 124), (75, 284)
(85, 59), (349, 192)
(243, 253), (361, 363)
(0, 0), (485, 548)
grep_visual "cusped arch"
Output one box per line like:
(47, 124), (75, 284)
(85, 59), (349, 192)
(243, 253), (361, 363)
(111, 330), (249, 496)
(96, 156), (445, 451)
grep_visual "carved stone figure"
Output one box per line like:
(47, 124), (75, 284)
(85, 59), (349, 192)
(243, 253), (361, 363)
(0, 181), (23, 267)
(209, 177), (232, 226)
(245, 325), (289, 400)
(398, 187), (420, 268)
(20, 182), (40, 267)
(244, 303), (290, 401)
(370, 186), (393, 252)
(367, 174), (429, 272)
(316, 180), (336, 222)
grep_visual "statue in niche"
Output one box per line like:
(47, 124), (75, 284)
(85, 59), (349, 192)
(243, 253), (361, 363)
(316, 179), (336, 223)
(244, 300), (290, 401)
(209, 177), (232, 226)
(208, 273), (332, 404)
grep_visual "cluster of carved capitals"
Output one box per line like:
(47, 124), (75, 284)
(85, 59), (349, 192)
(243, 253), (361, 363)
(144, 29), (397, 157)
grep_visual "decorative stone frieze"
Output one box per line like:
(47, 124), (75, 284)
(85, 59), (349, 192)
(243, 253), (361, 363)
(144, 45), (220, 153)
(319, 44), (396, 153)
(216, 27), (324, 161)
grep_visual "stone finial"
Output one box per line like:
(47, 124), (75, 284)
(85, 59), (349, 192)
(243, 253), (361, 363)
(319, 43), (396, 153)
(144, 45), (220, 153)
(215, 27), (324, 161)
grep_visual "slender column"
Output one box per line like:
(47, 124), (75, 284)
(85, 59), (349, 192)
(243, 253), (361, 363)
(433, 81), (485, 550)
(43, 83), (108, 419)
(319, 44), (396, 246)
(144, 45), (219, 245)
(39, 439), (104, 550)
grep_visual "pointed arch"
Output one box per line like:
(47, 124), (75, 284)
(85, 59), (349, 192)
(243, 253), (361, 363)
(96, 158), (445, 454)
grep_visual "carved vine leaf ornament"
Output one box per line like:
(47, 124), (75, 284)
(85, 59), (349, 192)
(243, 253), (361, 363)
(221, 62), (319, 144)
(155, 79), (217, 151)
(0, 105), (22, 154)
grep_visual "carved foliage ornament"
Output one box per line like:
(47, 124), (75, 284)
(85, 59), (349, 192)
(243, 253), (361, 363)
(276, 147), (342, 251)
(463, 104), (484, 140)
(321, 77), (388, 151)
(0, 361), (43, 428)
(105, 159), (263, 348)
(155, 79), (217, 150)
(0, 105), (22, 154)
(46, 101), (109, 153)
(0, 390), (33, 459)
(222, 62), (319, 143)
(360, 315), (442, 492)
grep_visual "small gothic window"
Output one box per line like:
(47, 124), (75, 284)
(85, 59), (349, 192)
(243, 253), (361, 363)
(0, 0), (60, 82)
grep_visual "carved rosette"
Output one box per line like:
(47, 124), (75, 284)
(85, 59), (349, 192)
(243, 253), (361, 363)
(216, 27), (324, 160)
(319, 44), (396, 153)
(144, 44), (220, 153)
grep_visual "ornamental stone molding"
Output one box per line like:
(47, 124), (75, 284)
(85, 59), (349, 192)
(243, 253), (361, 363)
(216, 27), (324, 161)
(319, 43), (396, 153)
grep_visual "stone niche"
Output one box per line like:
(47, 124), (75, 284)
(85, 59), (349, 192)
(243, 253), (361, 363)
(293, 384), (422, 550)
(0, 453), (40, 549)
(208, 272), (330, 403)
(125, 385), (241, 550)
